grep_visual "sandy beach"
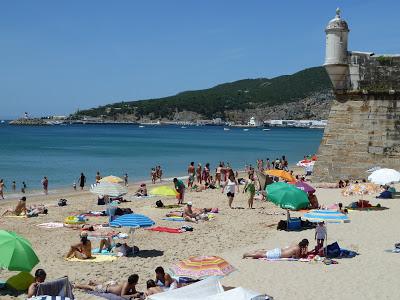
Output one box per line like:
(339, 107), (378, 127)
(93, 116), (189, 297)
(1, 176), (399, 299)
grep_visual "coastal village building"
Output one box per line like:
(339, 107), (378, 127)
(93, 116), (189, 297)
(313, 9), (400, 181)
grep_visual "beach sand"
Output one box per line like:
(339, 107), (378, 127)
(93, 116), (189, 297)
(0, 178), (399, 299)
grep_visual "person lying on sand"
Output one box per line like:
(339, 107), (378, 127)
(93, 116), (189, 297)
(65, 231), (92, 259)
(1, 196), (27, 216)
(145, 279), (164, 297)
(155, 266), (177, 290)
(242, 239), (309, 259)
(27, 269), (46, 298)
(75, 274), (141, 298)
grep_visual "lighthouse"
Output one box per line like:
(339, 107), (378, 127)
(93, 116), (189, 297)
(324, 8), (350, 92)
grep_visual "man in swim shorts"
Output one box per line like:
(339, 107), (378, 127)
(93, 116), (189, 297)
(242, 239), (309, 259)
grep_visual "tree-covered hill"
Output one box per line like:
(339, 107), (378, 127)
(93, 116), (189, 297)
(73, 66), (332, 120)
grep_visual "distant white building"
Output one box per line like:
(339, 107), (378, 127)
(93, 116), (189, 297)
(248, 116), (261, 127)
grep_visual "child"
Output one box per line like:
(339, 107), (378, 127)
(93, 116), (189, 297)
(73, 182), (77, 191)
(243, 174), (256, 209)
(315, 221), (327, 250)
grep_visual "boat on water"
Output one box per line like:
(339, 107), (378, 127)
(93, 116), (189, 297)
(181, 126), (187, 129)
(223, 128), (230, 131)
(262, 128), (271, 131)
(139, 120), (161, 126)
(243, 128), (249, 131)
(139, 125), (145, 128)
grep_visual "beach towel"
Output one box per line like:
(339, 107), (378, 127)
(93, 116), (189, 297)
(87, 291), (126, 300)
(35, 276), (74, 299)
(82, 211), (106, 217)
(259, 258), (311, 262)
(146, 226), (183, 234)
(65, 255), (118, 262)
(37, 222), (64, 229)
(162, 217), (185, 222)
(91, 248), (116, 256)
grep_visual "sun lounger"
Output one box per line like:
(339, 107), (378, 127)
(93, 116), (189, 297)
(35, 276), (74, 299)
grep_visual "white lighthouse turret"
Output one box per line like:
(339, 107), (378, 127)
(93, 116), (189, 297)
(324, 8), (350, 91)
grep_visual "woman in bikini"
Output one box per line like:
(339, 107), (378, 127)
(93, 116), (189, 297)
(65, 231), (92, 259)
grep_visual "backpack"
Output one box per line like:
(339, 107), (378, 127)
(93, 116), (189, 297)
(156, 200), (164, 208)
(58, 199), (67, 206)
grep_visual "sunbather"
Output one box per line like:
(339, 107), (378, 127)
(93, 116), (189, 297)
(145, 279), (164, 297)
(27, 269), (47, 298)
(1, 196), (27, 216)
(75, 274), (141, 298)
(65, 231), (92, 259)
(165, 202), (199, 223)
(155, 266), (177, 290)
(134, 183), (148, 197)
(242, 239), (309, 259)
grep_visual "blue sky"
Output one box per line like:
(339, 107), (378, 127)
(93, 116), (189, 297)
(0, 0), (399, 118)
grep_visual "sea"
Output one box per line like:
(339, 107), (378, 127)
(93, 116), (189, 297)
(0, 123), (323, 192)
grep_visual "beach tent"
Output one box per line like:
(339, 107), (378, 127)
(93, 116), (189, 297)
(147, 276), (265, 300)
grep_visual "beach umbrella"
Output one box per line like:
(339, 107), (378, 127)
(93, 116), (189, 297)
(303, 209), (350, 223)
(90, 182), (127, 197)
(110, 213), (155, 228)
(341, 183), (379, 197)
(266, 182), (309, 210)
(110, 213), (155, 248)
(265, 169), (296, 182)
(0, 230), (39, 272)
(99, 175), (124, 184)
(170, 256), (235, 280)
(289, 181), (316, 193)
(150, 186), (178, 197)
(368, 168), (400, 185)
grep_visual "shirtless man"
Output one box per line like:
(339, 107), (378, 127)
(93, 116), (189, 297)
(155, 266), (177, 289)
(145, 279), (164, 297)
(2, 196), (27, 216)
(75, 274), (141, 298)
(242, 239), (309, 259)
(187, 162), (195, 188)
(165, 202), (199, 223)
(27, 269), (46, 298)
(65, 231), (92, 259)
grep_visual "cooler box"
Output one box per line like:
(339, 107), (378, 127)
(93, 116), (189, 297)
(287, 217), (301, 231)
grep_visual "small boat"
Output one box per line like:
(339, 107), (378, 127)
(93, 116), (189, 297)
(243, 128), (249, 131)
(223, 128), (230, 131)
(139, 125), (145, 128)
(0, 120), (5, 123)
(262, 128), (271, 131)
(181, 126), (187, 129)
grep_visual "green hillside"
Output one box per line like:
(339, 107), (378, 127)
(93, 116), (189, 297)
(74, 66), (332, 120)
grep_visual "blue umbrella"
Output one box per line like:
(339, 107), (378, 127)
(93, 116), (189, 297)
(110, 213), (155, 228)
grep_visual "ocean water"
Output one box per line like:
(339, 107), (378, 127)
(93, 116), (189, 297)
(0, 123), (323, 190)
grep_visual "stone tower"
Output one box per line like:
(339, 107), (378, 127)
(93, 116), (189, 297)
(313, 9), (400, 182)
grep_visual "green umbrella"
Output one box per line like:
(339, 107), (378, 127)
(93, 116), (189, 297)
(0, 230), (39, 272)
(266, 182), (309, 210)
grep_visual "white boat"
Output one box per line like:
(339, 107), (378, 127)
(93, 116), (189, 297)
(0, 120), (5, 123)
(262, 128), (271, 131)
(181, 126), (187, 129)
(243, 128), (249, 131)
(223, 128), (230, 131)
(139, 125), (145, 128)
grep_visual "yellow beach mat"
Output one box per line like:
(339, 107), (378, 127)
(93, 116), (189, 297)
(65, 255), (118, 263)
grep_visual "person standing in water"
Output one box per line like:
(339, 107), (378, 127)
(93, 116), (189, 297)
(12, 181), (16, 192)
(21, 181), (26, 193)
(0, 179), (5, 199)
(42, 177), (48, 195)
(124, 173), (128, 186)
(95, 171), (101, 183)
(78, 173), (86, 190)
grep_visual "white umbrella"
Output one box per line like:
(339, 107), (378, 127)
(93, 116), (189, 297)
(367, 168), (400, 185)
(90, 182), (128, 197)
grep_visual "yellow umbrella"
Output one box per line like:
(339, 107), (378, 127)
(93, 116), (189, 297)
(150, 186), (178, 197)
(99, 175), (124, 184)
(265, 169), (296, 182)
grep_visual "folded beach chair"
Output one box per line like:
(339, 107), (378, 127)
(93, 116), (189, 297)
(35, 276), (74, 299)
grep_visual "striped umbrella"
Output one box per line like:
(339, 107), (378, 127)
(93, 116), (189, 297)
(303, 210), (350, 223)
(110, 213), (155, 228)
(90, 182), (127, 197)
(170, 255), (235, 279)
(99, 175), (124, 184)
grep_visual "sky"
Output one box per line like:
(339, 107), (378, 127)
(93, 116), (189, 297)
(0, 0), (399, 119)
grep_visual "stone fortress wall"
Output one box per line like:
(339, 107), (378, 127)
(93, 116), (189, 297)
(313, 9), (400, 181)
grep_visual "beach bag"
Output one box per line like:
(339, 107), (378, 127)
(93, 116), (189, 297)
(156, 200), (164, 208)
(326, 242), (341, 258)
(58, 199), (67, 206)
(97, 197), (106, 205)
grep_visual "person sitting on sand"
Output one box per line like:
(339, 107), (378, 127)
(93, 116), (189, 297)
(165, 202), (199, 223)
(308, 192), (319, 209)
(155, 266), (177, 290)
(65, 231), (92, 259)
(134, 183), (148, 197)
(27, 269), (46, 298)
(75, 274), (141, 298)
(242, 239), (309, 259)
(145, 279), (164, 297)
(1, 196), (27, 216)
